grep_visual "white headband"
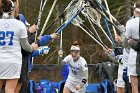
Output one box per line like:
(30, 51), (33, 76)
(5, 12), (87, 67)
(9, 0), (15, 12)
(70, 46), (80, 51)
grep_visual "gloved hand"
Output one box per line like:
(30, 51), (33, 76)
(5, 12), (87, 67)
(38, 46), (50, 55)
(116, 55), (123, 64)
(58, 49), (63, 57)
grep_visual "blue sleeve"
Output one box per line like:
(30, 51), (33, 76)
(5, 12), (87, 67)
(19, 14), (26, 25)
(32, 50), (40, 57)
(28, 55), (33, 72)
(39, 35), (52, 46)
(61, 64), (69, 80)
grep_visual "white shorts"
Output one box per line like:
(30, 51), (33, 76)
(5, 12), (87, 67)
(128, 48), (137, 76)
(0, 62), (21, 79)
(116, 64), (125, 87)
(64, 80), (86, 93)
(128, 64), (137, 76)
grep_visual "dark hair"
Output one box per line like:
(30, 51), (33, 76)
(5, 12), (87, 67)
(11, 0), (17, 2)
(134, 1), (140, 9)
(1, 0), (14, 13)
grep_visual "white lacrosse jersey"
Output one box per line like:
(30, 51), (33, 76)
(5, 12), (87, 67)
(63, 55), (88, 83)
(0, 18), (27, 79)
(125, 17), (139, 66)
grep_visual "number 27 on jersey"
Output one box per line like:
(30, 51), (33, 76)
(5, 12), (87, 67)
(0, 31), (14, 46)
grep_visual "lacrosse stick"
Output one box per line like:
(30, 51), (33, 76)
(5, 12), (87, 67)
(40, 0), (77, 36)
(35, 0), (48, 42)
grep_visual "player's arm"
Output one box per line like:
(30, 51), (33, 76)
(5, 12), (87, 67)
(61, 59), (67, 66)
(20, 38), (38, 52)
(32, 46), (50, 57)
(80, 70), (88, 88)
(60, 55), (71, 66)
(39, 33), (58, 46)
(80, 59), (88, 88)
(128, 39), (140, 51)
(76, 68), (88, 90)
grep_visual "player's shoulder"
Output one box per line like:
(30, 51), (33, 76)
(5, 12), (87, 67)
(11, 19), (26, 29)
(12, 19), (25, 25)
(66, 54), (72, 58)
(127, 16), (139, 24)
(79, 56), (85, 59)
(79, 56), (86, 62)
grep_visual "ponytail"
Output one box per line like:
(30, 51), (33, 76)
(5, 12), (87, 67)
(1, 0), (14, 13)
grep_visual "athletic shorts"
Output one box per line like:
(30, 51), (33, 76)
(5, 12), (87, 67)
(116, 64), (125, 87)
(128, 64), (137, 76)
(127, 49), (137, 76)
(64, 80), (86, 93)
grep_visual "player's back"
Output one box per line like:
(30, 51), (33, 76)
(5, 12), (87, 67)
(0, 18), (27, 64)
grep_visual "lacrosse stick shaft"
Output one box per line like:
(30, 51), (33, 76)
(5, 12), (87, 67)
(91, 6), (122, 33)
(56, 6), (84, 34)
(81, 23), (108, 49)
(94, 0), (121, 25)
(78, 24), (108, 49)
(87, 16), (103, 43)
(35, 0), (48, 42)
(87, 0), (122, 33)
(72, 15), (108, 49)
(40, 0), (58, 36)
(103, 0), (117, 35)
(103, 17), (116, 47)
(86, 13), (113, 45)
(40, 0), (75, 35)
(58, 19), (63, 66)
(48, 6), (85, 47)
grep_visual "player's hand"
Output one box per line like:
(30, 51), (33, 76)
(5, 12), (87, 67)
(105, 48), (113, 55)
(58, 49), (63, 57)
(37, 36), (42, 40)
(29, 24), (38, 33)
(114, 34), (121, 43)
(50, 33), (58, 39)
(75, 85), (81, 90)
(127, 38), (133, 45)
(31, 43), (38, 51)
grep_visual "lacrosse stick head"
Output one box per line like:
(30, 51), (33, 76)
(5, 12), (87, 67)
(65, 0), (84, 26)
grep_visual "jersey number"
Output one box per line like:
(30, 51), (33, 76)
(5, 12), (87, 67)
(72, 70), (77, 75)
(0, 31), (14, 46)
